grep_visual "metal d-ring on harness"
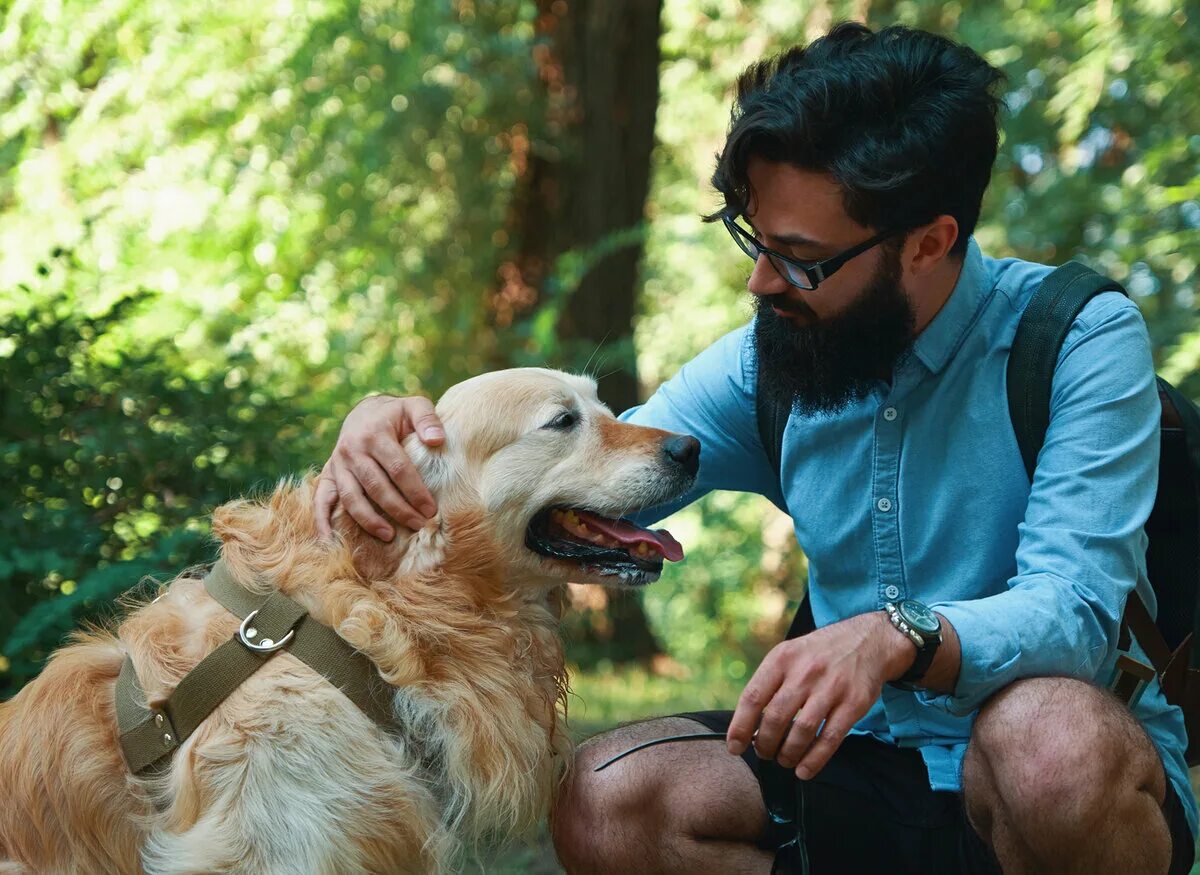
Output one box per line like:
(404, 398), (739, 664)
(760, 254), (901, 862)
(115, 560), (396, 775)
(594, 732), (810, 874)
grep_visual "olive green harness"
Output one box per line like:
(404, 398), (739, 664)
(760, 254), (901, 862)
(115, 561), (395, 775)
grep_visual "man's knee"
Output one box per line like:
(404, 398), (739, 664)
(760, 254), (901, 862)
(964, 677), (1164, 832)
(551, 717), (764, 873)
(552, 737), (651, 870)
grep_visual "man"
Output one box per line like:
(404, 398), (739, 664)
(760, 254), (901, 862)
(314, 22), (1196, 874)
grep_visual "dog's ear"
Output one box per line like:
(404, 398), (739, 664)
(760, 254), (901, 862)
(402, 431), (452, 498)
(330, 434), (454, 581)
(331, 510), (406, 581)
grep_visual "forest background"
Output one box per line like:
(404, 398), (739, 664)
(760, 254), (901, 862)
(3, 0), (1199, 868)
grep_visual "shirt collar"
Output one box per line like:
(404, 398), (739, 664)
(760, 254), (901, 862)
(911, 236), (990, 375)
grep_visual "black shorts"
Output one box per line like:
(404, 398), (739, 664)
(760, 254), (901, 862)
(677, 710), (1195, 875)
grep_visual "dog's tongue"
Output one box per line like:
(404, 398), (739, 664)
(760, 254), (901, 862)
(575, 510), (685, 562)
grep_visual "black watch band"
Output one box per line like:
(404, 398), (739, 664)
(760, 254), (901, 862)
(885, 600), (942, 692)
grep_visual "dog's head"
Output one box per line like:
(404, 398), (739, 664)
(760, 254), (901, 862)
(403, 367), (699, 588)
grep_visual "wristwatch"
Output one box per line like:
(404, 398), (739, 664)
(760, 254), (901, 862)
(884, 599), (942, 691)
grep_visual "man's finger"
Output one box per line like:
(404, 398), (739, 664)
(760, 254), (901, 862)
(354, 447), (428, 530)
(334, 464), (394, 541)
(407, 397), (445, 445)
(314, 469), (339, 541)
(750, 685), (805, 761)
(374, 443), (438, 519)
(775, 694), (830, 769)
(794, 707), (856, 780)
(345, 451), (426, 533)
(727, 660), (785, 756)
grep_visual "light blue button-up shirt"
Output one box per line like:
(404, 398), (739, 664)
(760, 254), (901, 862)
(621, 237), (1196, 835)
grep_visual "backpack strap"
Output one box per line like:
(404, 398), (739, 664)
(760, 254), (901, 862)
(754, 356), (816, 639)
(1007, 262), (1177, 703)
(1007, 261), (1128, 479)
(756, 366), (789, 481)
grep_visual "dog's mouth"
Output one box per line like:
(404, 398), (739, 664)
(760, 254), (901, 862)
(525, 506), (685, 585)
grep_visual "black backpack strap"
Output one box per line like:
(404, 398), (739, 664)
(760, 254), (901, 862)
(754, 353), (816, 639)
(756, 366), (789, 480)
(1006, 263), (1184, 706)
(1007, 261), (1127, 479)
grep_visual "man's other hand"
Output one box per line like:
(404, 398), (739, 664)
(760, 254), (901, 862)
(726, 611), (915, 780)
(314, 395), (445, 542)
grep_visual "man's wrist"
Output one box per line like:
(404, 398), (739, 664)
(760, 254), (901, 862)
(877, 610), (919, 681)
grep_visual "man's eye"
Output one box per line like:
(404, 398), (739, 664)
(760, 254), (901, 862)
(544, 410), (578, 430)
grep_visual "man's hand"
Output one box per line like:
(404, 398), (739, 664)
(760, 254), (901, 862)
(726, 611), (915, 779)
(314, 395), (446, 542)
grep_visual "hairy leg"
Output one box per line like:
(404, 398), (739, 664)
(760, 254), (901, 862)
(963, 677), (1172, 875)
(552, 717), (774, 875)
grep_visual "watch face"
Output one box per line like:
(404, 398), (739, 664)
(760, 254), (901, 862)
(899, 600), (940, 635)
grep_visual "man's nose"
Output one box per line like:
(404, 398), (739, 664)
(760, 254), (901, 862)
(746, 254), (789, 297)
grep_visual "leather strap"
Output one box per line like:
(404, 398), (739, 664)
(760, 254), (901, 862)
(117, 562), (394, 775)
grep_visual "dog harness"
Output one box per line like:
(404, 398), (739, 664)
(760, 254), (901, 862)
(115, 561), (395, 775)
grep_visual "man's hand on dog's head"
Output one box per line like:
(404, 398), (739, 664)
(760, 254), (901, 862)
(315, 394), (445, 543)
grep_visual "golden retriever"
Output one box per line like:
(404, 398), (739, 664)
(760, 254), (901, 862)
(0, 368), (698, 874)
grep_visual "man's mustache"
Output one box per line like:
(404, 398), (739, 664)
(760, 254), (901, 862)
(760, 293), (818, 322)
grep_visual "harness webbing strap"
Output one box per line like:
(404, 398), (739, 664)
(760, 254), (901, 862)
(116, 561), (394, 775)
(203, 563), (395, 726)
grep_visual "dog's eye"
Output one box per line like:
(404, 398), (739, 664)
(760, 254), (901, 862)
(544, 410), (579, 430)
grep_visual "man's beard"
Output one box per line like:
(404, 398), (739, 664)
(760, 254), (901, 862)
(753, 246), (917, 417)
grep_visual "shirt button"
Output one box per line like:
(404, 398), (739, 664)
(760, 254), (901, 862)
(883, 406), (898, 421)
(877, 497), (893, 512)
(884, 585), (901, 600)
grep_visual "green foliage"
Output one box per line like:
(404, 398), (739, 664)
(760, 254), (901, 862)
(0, 0), (549, 406)
(2, 0), (1199, 698)
(0, 253), (318, 695)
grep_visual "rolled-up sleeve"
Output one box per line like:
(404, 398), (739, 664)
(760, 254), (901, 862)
(619, 325), (783, 525)
(918, 294), (1160, 715)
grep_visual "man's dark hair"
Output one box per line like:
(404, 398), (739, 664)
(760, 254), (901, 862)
(709, 22), (1007, 256)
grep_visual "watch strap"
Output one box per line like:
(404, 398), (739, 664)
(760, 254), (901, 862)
(885, 601), (942, 691)
(897, 634), (939, 685)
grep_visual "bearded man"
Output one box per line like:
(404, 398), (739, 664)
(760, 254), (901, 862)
(314, 22), (1195, 875)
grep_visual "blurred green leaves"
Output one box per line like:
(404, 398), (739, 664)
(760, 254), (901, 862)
(0, 252), (317, 693)
(2, 0), (1198, 696)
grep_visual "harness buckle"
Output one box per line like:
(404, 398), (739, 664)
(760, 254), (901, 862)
(238, 609), (296, 653)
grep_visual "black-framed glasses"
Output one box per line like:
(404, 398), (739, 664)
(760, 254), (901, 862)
(722, 215), (901, 291)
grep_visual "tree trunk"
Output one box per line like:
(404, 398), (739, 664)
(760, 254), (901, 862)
(496, 0), (666, 662)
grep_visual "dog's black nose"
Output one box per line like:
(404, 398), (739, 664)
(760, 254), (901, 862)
(662, 435), (701, 477)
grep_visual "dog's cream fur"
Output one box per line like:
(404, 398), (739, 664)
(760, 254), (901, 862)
(0, 368), (694, 874)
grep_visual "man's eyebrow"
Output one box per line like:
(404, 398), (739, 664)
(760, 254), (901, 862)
(745, 220), (829, 250)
